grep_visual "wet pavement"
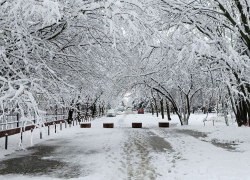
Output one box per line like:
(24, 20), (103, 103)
(176, 129), (238, 151)
(0, 145), (64, 175)
(0, 141), (82, 178)
(175, 129), (208, 139)
(110, 115), (174, 179)
(146, 130), (173, 152)
(119, 129), (173, 180)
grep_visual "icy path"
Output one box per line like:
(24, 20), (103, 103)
(0, 113), (250, 180)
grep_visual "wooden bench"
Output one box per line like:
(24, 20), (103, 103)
(132, 122), (142, 128)
(103, 123), (114, 128)
(80, 123), (91, 128)
(159, 122), (169, 127)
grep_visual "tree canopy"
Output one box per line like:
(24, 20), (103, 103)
(1, 0), (250, 127)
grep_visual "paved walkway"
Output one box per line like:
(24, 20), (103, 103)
(0, 114), (248, 180)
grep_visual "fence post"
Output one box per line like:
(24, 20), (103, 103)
(213, 120), (214, 126)
(65, 121), (67, 128)
(73, 119), (74, 126)
(60, 122), (62, 130)
(48, 125), (50, 136)
(55, 123), (56, 133)
(40, 131), (42, 139)
(5, 133), (8, 150)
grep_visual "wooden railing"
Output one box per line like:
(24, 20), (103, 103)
(0, 119), (68, 138)
(0, 113), (105, 138)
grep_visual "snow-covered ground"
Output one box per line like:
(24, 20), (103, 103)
(0, 112), (250, 180)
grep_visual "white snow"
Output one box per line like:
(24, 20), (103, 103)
(0, 112), (250, 180)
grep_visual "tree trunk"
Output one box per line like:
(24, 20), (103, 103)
(151, 102), (154, 115)
(183, 107), (186, 125)
(153, 98), (158, 117)
(247, 104), (250, 126)
(242, 100), (247, 125)
(86, 102), (89, 116)
(166, 100), (171, 120)
(101, 105), (104, 115)
(236, 103), (243, 126)
(181, 93), (186, 125)
(185, 95), (191, 125)
(99, 105), (101, 116)
(222, 98), (229, 126)
(204, 107), (207, 114)
(76, 103), (81, 122)
(234, 97), (249, 126)
(160, 99), (164, 119)
(92, 103), (96, 118)
(152, 90), (158, 117)
(67, 109), (74, 124)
